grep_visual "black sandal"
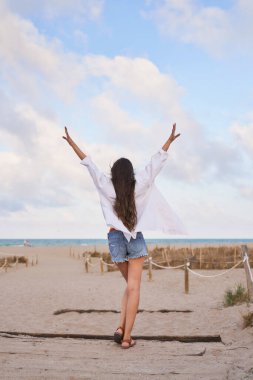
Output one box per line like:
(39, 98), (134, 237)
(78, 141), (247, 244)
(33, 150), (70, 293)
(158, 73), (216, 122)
(113, 326), (124, 344)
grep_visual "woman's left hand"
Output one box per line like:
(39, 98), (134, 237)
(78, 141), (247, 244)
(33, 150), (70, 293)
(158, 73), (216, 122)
(62, 126), (73, 145)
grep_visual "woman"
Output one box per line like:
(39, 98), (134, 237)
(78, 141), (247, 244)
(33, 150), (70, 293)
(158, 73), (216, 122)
(63, 124), (185, 349)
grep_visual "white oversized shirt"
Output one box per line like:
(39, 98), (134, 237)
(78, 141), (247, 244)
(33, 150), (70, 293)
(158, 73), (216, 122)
(80, 148), (186, 242)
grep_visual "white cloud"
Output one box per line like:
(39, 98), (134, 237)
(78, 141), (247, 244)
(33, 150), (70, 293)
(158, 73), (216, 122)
(0, 94), (120, 238)
(0, 2), (86, 102)
(84, 55), (184, 114)
(0, 92), (121, 219)
(81, 55), (209, 181)
(84, 55), (199, 137)
(90, 94), (148, 148)
(0, 99), (83, 210)
(82, 55), (244, 183)
(0, 15), (246, 187)
(143, 0), (253, 57)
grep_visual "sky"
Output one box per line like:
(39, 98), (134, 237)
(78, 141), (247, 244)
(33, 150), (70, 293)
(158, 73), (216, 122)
(0, 0), (253, 239)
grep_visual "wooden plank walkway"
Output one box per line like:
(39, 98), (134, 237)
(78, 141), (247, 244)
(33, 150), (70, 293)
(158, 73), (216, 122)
(0, 334), (234, 380)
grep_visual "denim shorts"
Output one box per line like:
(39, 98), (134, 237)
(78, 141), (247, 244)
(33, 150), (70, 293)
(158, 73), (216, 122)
(107, 230), (148, 263)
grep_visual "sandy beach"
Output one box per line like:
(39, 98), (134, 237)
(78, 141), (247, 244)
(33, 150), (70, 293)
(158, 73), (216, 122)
(0, 245), (253, 379)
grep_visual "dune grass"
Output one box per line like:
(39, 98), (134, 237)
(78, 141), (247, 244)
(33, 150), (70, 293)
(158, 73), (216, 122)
(223, 283), (250, 307)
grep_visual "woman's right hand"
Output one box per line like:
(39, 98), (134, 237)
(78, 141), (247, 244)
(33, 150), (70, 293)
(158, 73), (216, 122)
(62, 126), (73, 145)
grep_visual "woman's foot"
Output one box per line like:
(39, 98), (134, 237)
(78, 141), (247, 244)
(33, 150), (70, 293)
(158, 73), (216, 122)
(114, 326), (124, 344)
(121, 337), (136, 349)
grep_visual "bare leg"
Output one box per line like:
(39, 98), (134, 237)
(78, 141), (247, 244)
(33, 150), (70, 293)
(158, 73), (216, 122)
(115, 261), (128, 335)
(122, 256), (145, 347)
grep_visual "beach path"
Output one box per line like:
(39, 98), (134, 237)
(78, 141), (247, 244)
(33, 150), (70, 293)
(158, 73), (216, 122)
(0, 246), (252, 379)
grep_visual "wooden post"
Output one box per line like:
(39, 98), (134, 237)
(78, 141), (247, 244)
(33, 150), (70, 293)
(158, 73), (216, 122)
(241, 245), (253, 302)
(184, 259), (189, 294)
(234, 246), (237, 265)
(216, 246), (219, 270)
(100, 257), (104, 274)
(199, 249), (202, 269)
(165, 250), (169, 265)
(89, 256), (92, 269)
(4, 258), (8, 273)
(36, 255), (38, 265)
(166, 246), (170, 265)
(148, 257), (152, 281)
(84, 256), (89, 273)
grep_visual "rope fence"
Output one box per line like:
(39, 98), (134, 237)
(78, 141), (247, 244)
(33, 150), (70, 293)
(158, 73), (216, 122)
(150, 260), (185, 270)
(5, 257), (19, 269)
(244, 252), (253, 283)
(0, 252), (38, 273)
(100, 258), (115, 267)
(184, 246), (253, 298)
(241, 245), (253, 301)
(187, 260), (243, 278)
(69, 248), (187, 275)
(69, 245), (253, 300)
(0, 258), (8, 273)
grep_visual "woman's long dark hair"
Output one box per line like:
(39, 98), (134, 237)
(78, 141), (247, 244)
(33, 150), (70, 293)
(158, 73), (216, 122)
(111, 157), (137, 231)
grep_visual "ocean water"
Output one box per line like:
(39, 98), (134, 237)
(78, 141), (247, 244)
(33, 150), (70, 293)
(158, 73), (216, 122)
(0, 238), (253, 247)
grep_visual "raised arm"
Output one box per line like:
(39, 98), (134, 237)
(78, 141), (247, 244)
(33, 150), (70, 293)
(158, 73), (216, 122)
(136, 123), (180, 187)
(162, 123), (180, 151)
(62, 126), (86, 160)
(63, 127), (112, 194)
